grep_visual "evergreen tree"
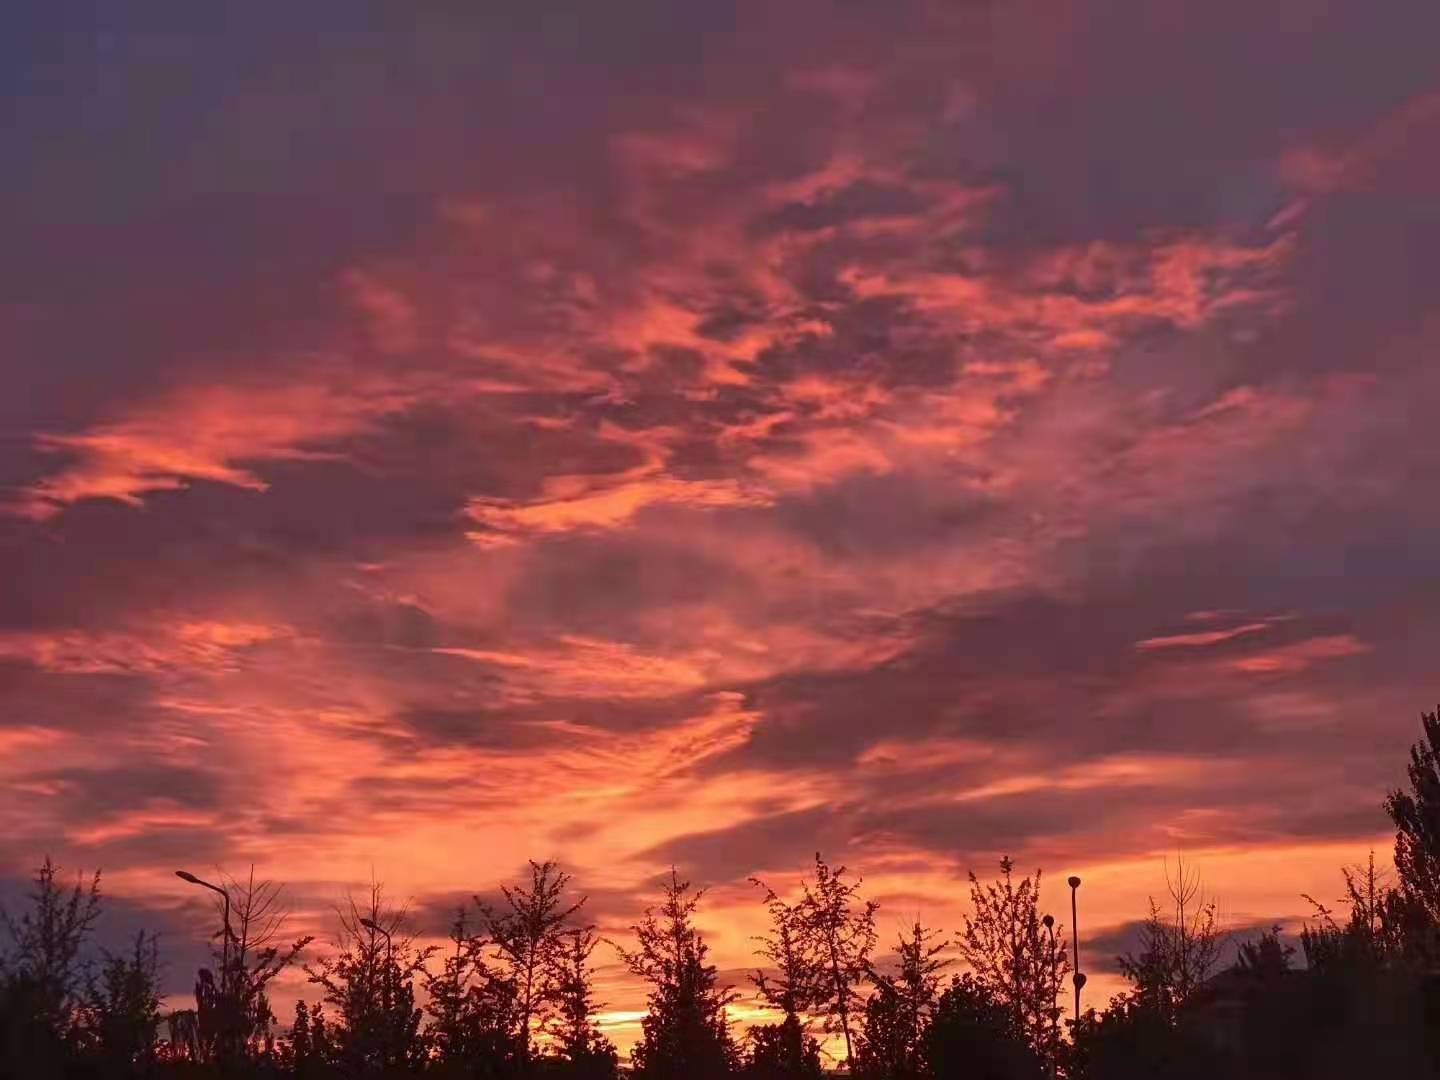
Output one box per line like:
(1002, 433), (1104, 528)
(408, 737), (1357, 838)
(617, 870), (737, 1080)
(547, 927), (619, 1080)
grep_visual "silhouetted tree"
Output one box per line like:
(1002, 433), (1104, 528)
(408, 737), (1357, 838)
(1115, 858), (1220, 1021)
(75, 930), (165, 1073)
(288, 999), (333, 1079)
(1067, 995), (1218, 1080)
(481, 861), (586, 1070)
(1385, 706), (1440, 944)
(304, 881), (432, 1076)
(921, 975), (1046, 1080)
(617, 870), (737, 1080)
(746, 877), (823, 1078)
(423, 909), (520, 1078)
(852, 921), (950, 1080)
(1233, 926), (1293, 980)
(189, 867), (311, 1068)
(795, 853), (877, 1068)
(744, 1015), (823, 1080)
(546, 927), (618, 1080)
(956, 858), (1067, 1066)
(0, 856), (102, 1076)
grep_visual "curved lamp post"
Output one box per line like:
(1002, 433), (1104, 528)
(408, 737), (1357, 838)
(177, 870), (233, 981)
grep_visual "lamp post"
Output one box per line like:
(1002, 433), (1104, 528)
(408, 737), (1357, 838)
(1068, 876), (1085, 1023)
(360, 917), (394, 1050)
(177, 870), (233, 984)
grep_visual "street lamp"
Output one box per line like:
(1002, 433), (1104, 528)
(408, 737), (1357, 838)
(360, 916), (396, 1064)
(177, 870), (233, 982)
(1068, 877), (1085, 1022)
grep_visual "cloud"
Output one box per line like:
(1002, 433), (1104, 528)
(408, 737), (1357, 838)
(4, 0), (1440, 1050)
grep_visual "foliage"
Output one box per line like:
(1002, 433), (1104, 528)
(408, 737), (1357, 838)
(547, 927), (618, 1080)
(743, 1014), (823, 1080)
(955, 858), (1067, 1066)
(616, 870), (738, 1080)
(920, 975), (1045, 1080)
(1115, 858), (1221, 1021)
(421, 909), (520, 1077)
(0, 857), (104, 1075)
(185, 868), (312, 1067)
(77, 930), (166, 1071)
(303, 881), (433, 1076)
(793, 853), (877, 1068)
(1385, 706), (1440, 957)
(480, 861), (586, 1067)
(852, 921), (950, 1080)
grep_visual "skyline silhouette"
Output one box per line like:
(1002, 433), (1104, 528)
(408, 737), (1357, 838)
(4, 0), (1440, 1072)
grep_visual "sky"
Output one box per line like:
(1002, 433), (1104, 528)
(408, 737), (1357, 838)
(3, 0), (1440, 1051)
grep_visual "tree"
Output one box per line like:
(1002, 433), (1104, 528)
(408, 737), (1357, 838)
(547, 927), (619, 1080)
(744, 1015), (823, 1080)
(1233, 926), (1293, 980)
(746, 878), (823, 1079)
(616, 869), (738, 1080)
(481, 860), (586, 1068)
(795, 853), (877, 1068)
(0, 857), (102, 1075)
(956, 858), (1068, 1065)
(921, 975), (1046, 1080)
(76, 930), (165, 1072)
(423, 908), (520, 1077)
(1384, 706), (1440, 936)
(852, 921), (950, 1080)
(189, 867), (311, 1066)
(304, 881), (432, 1077)
(1067, 995), (1218, 1080)
(1116, 858), (1220, 1021)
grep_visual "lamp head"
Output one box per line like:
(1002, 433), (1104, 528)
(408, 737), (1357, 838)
(1074, 972), (1088, 989)
(1068, 876), (1082, 889)
(1042, 914), (1055, 929)
(175, 870), (201, 885)
(359, 918), (381, 932)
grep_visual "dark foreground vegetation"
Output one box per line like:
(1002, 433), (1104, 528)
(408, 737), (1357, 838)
(6, 707), (1440, 1080)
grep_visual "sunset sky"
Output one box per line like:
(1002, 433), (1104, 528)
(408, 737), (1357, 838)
(4, 0), (1440, 1050)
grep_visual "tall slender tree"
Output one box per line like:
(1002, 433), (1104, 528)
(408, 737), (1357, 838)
(616, 869), (737, 1080)
(795, 853), (877, 1068)
(481, 860), (586, 1068)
